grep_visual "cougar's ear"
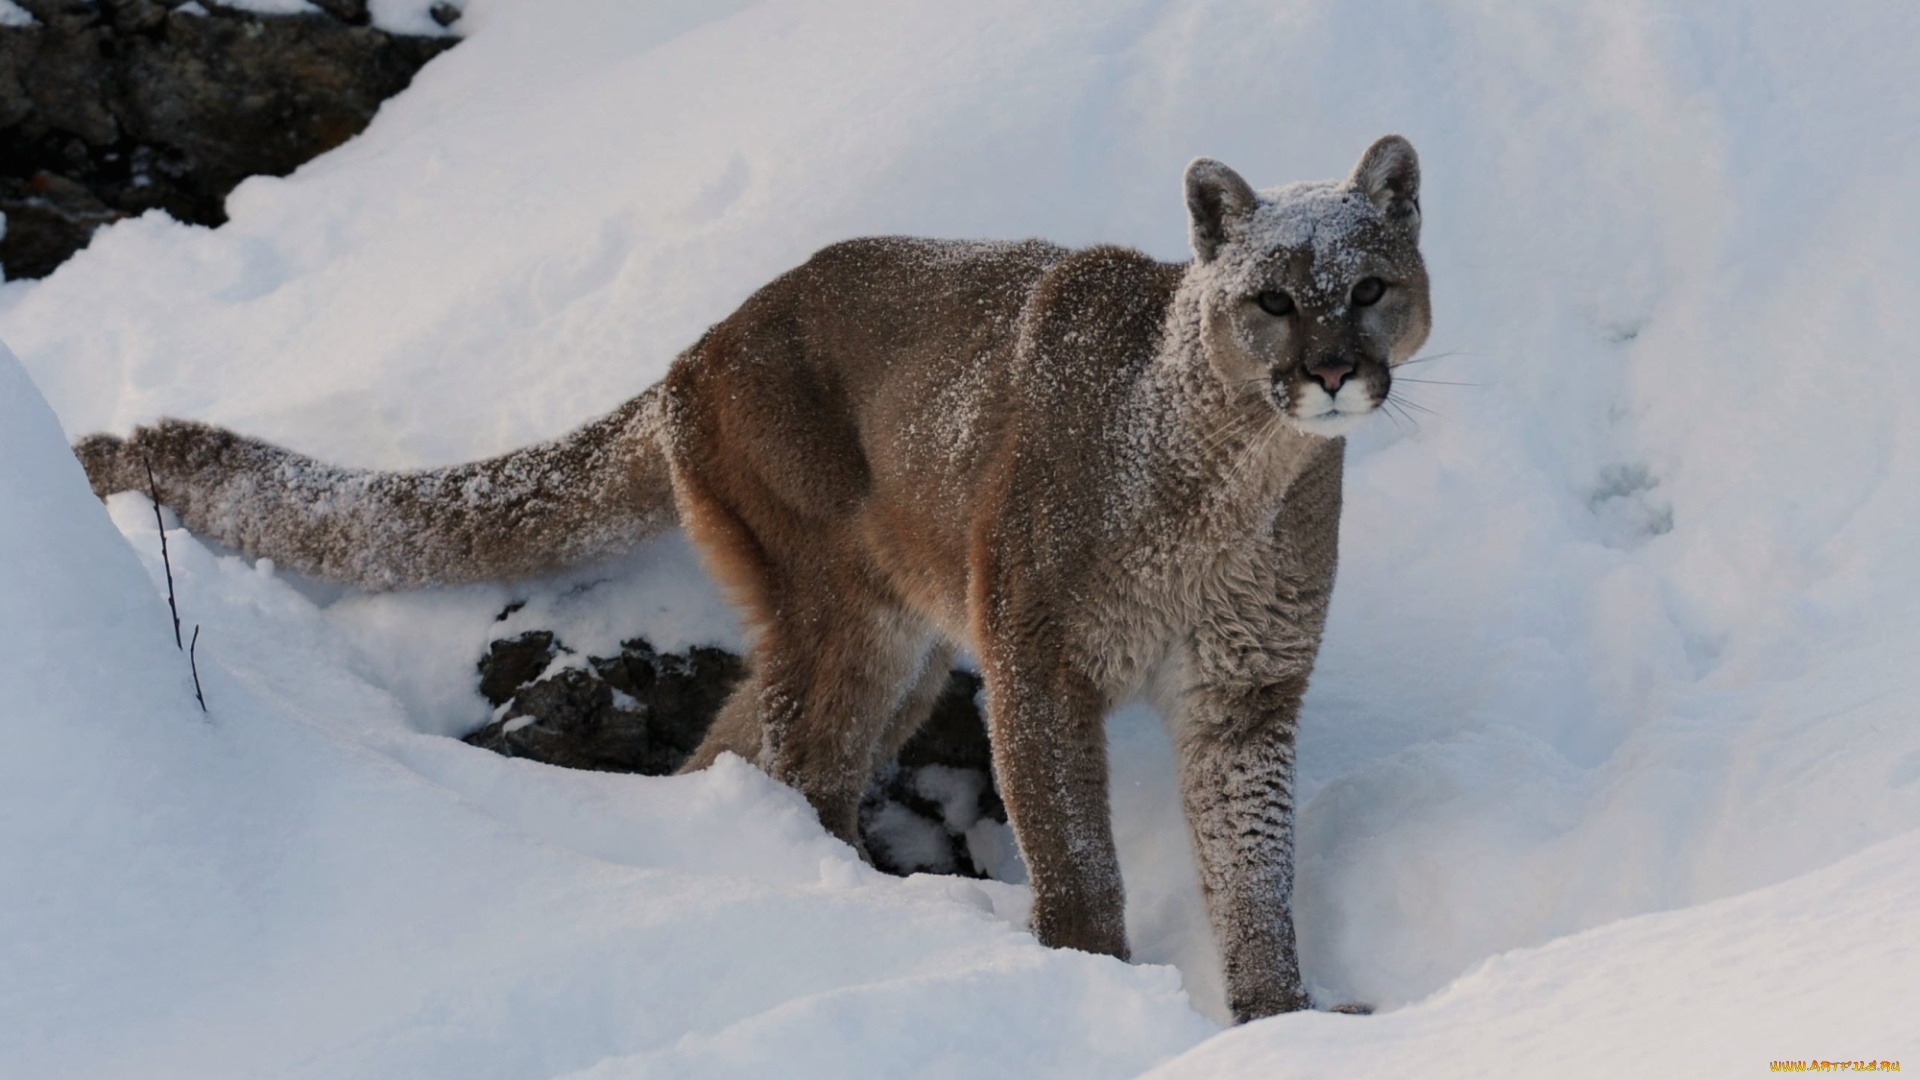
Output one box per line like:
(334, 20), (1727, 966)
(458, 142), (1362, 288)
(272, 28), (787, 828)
(1185, 158), (1257, 264)
(1350, 134), (1421, 234)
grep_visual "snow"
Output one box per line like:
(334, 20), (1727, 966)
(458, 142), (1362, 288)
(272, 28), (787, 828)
(211, 0), (460, 35)
(2, 0), (1919, 1075)
(0, 349), (1210, 1078)
(1209, 180), (1386, 297)
(368, 0), (461, 36)
(1144, 827), (1920, 1079)
(219, 0), (322, 18)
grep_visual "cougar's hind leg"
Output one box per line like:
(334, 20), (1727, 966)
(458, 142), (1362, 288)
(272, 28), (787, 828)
(674, 469), (785, 776)
(873, 641), (958, 767)
(753, 590), (937, 847)
(680, 669), (764, 772)
(672, 465), (934, 844)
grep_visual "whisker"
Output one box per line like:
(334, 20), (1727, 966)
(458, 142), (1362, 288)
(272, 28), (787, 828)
(1380, 398), (1422, 434)
(1193, 409), (1259, 460)
(1213, 410), (1270, 491)
(1208, 405), (1274, 452)
(1227, 415), (1283, 492)
(1196, 411), (1252, 450)
(1391, 377), (1482, 387)
(1395, 349), (1473, 369)
(1389, 395), (1436, 417)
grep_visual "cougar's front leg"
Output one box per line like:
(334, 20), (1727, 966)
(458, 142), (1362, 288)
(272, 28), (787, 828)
(978, 631), (1127, 959)
(1171, 673), (1310, 1020)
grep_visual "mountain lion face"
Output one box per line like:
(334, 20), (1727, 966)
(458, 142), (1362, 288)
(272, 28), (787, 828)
(1185, 137), (1432, 438)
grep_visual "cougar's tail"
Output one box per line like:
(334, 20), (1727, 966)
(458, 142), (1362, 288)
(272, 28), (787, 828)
(73, 386), (679, 590)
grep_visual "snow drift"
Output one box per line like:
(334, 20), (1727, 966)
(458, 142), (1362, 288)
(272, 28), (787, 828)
(0, 345), (1211, 1076)
(2, 0), (1918, 1075)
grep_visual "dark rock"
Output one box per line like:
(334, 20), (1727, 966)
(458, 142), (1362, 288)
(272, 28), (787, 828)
(104, 0), (167, 35)
(859, 761), (988, 878)
(466, 664), (662, 773)
(897, 669), (991, 774)
(859, 670), (1005, 877)
(462, 629), (1007, 879)
(591, 639), (745, 762)
(0, 1), (456, 277)
(307, 0), (369, 26)
(0, 169), (122, 278)
(475, 630), (556, 707)
(465, 634), (747, 777)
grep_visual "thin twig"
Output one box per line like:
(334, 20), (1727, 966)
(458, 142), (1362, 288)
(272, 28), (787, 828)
(189, 625), (207, 713)
(144, 458), (183, 650)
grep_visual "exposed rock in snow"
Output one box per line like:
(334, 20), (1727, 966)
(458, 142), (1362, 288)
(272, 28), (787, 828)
(468, 632), (1013, 879)
(0, 0), (453, 277)
(860, 670), (1013, 879)
(465, 628), (744, 776)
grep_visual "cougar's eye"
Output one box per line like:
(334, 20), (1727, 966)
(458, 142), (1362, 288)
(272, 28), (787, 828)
(1351, 277), (1386, 307)
(1255, 290), (1295, 317)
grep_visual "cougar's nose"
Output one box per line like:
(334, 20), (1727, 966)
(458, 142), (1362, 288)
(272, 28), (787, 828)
(1307, 355), (1355, 393)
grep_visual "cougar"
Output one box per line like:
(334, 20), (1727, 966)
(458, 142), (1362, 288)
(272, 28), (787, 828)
(76, 135), (1431, 1021)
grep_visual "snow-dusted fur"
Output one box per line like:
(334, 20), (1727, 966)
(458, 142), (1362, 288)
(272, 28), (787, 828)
(77, 135), (1431, 1022)
(75, 393), (676, 589)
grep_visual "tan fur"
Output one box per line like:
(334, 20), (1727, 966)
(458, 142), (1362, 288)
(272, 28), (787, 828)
(77, 136), (1432, 1021)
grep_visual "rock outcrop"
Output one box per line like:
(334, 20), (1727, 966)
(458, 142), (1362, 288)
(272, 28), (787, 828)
(465, 626), (1010, 879)
(466, 631), (747, 777)
(0, 0), (455, 278)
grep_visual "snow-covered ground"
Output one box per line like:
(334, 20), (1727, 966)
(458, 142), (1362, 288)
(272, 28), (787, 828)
(3, 0), (1918, 1075)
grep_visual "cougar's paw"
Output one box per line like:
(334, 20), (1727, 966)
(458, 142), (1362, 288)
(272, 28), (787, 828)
(1229, 984), (1311, 1023)
(72, 432), (131, 500)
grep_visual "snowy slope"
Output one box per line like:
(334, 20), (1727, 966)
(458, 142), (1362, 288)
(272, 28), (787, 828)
(1147, 827), (1920, 1078)
(2, 0), (1919, 1074)
(0, 344), (1212, 1078)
